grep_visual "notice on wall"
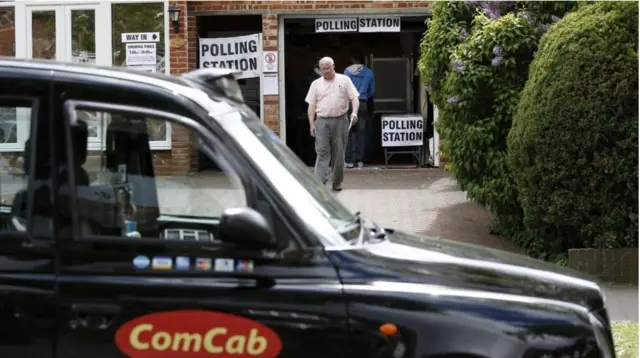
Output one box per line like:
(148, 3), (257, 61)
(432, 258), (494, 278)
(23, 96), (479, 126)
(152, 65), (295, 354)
(125, 43), (157, 66)
(263, 51), (278, 73)
(199, 33), (262, 79)
(381, 115), (424, 147)
(263, 73), (278, 95)
(121, 32), (160, 43)
(315, 16), (401, 33)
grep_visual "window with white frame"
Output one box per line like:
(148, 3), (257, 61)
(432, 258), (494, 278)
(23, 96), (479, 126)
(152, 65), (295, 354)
(4, 1), (172, 151)
(111, 1), (170, 149)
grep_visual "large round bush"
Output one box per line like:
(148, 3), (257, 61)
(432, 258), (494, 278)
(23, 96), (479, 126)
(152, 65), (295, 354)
(508, 1), (638, 253)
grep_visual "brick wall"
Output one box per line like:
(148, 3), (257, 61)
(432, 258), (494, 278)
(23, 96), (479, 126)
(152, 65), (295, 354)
(150, 0), (191, 176)
(190, 1), (430, 11)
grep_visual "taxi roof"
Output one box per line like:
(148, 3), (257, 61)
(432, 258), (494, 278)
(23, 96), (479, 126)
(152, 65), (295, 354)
(0, 56), (240, 98)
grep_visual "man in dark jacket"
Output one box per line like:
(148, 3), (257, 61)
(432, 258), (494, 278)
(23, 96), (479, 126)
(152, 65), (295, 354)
(344, 52), (375, 169)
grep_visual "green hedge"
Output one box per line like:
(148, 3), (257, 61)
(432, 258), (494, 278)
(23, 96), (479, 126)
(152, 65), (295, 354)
(508, 1), (639, 252)
(419, 1), (577, 260)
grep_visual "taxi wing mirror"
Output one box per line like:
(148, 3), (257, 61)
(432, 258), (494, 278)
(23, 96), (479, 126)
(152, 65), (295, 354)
(218, 207), (277, 249)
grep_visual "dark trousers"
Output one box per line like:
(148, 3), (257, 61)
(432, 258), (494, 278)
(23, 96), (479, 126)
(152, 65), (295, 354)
(345, 100), (370, 164)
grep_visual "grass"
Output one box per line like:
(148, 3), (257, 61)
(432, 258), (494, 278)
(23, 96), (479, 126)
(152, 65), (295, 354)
(612, 321), (638, 358)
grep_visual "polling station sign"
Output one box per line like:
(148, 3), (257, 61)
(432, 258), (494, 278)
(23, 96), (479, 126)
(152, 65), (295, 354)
(381, 115), (424, 147)
(315, 16), (401, 33)
(199, 33), (262, 79)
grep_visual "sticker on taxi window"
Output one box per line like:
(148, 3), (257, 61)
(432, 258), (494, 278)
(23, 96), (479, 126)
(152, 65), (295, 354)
(114, 310), (282, 358)
(235, 259), (254, 273)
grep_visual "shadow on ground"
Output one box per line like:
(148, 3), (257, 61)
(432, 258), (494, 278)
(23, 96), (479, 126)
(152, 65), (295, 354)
(422, 201), (525, 254)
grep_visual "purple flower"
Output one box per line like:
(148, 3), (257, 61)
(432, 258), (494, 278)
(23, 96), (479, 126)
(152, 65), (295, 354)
(492, 46), (503, 57)
(453, 59), (465, 73)
(459, 28), (468, 40)
(538, 23), (550, 32)
(483, 6), (501, 20)
(551, 15), (561, 23)
(468, 1), (482, 6)
(447, 96), (461, 104)
(491, 56), (504, 67)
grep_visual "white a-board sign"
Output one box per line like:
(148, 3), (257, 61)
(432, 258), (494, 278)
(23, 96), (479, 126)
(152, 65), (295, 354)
(199, 33), (262, 79)
(381, 115), (424, 147)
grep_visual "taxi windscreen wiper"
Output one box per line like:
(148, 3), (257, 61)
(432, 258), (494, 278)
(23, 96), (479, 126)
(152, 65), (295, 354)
(344, 211), (367, 246)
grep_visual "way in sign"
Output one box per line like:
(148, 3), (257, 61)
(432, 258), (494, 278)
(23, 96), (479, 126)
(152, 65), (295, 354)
(121, 32), (160, 43)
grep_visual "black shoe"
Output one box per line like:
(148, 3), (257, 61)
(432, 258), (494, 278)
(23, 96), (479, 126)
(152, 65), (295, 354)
(332, 183), (343, 191)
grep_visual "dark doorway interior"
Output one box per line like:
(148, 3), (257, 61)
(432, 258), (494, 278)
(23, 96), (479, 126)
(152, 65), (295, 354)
(196, 15), (263, 171)
(284, 17), (429, 166)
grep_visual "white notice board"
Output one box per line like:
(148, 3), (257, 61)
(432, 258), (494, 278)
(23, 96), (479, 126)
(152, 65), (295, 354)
(381, 115), (424, 147)
(125, 43), (157, 66)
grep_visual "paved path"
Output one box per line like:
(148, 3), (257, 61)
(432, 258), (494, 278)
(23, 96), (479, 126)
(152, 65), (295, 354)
(335, 168), (524, 253)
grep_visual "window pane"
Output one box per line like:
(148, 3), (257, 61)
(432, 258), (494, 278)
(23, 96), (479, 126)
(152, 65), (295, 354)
(0, 106), (29, 206)
(76, 110), (102, 139)
(147, 118), (166, 141)
(0, 106), (29, 146)
(111, 3), (165, 74)
(0, 6), (15, 57)
(0, 107), (18, 144)
(68, 110), (245, 241)
(31, 10), (56, 60)
(71, 9), (96, 65)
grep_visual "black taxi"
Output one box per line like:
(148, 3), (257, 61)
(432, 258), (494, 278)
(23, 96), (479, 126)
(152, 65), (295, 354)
(0, 57), (614, 358)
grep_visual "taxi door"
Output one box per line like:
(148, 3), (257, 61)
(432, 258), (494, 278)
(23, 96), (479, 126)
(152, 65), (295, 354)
(0, 70), (56, 357)
(52, 79), (351, 358)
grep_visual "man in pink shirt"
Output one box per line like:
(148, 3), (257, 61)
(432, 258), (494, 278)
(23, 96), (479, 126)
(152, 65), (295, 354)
(305, 56), (359, 191)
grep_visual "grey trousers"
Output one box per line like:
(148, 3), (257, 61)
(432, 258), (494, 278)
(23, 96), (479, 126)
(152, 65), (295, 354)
(314, 114), (349, 185)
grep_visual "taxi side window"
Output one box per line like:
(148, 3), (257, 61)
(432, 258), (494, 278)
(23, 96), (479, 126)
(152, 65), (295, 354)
(61, 106), (247, 242)
(0, 102), (38, 233)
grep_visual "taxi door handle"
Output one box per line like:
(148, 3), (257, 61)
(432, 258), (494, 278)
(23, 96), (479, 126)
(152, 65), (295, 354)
(69, 303), (120, 331)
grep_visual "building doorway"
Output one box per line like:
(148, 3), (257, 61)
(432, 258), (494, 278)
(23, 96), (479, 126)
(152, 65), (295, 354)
(282, 16), (429, 167)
